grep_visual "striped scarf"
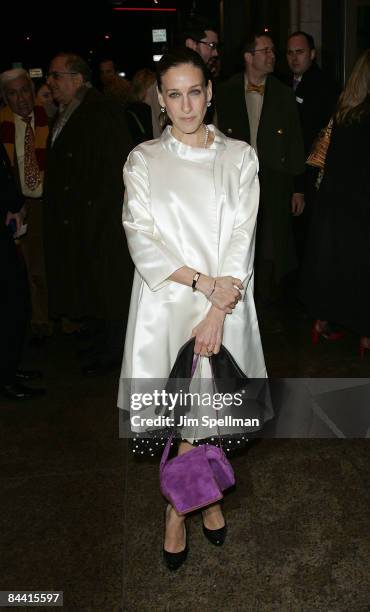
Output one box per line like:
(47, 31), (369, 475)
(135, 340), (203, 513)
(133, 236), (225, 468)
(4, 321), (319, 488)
(0, 104), (48, 178)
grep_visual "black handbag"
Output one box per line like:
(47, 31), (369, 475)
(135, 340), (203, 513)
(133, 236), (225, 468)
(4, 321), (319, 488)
(165, 337), (248, 394)
(132, 339), (272, 457)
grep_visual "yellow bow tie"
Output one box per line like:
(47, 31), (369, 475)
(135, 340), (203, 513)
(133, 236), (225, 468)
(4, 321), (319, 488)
(246, 82), (265, 95)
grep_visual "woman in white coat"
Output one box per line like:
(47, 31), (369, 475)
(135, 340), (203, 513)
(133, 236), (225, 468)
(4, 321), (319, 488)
(118, 48), (266, 570)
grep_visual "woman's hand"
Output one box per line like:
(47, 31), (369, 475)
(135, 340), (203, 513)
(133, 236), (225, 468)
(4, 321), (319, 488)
(191, 307), (226, 356)
(168, 269), (243, 314)
(209, 276), (243, 314)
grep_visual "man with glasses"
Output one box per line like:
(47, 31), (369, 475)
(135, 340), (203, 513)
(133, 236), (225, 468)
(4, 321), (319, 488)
(44, 53), (133, 376)
(147, 15), (220, 137)
(217, 32), (305, 327)
(183, 17), (220, 78)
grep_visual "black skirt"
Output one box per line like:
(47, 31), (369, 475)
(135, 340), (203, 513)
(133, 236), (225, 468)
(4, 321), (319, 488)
(131, 429), (251, 458)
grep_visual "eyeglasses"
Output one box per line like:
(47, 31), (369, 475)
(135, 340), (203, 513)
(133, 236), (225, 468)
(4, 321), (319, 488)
(47, 71), (78, 80)
(251, 47), (276, 55)
(193, 40), (221, 51)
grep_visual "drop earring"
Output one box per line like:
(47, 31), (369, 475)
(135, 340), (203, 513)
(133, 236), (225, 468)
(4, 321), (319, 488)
(207, 101), (211, 107)
(160, 106), (166, 113)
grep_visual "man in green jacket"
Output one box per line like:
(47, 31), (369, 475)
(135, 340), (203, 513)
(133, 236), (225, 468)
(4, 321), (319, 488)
(217, 32), (305, 319)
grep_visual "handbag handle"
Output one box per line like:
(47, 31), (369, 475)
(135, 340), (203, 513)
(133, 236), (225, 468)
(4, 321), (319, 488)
(191, 353), (199, 376)
(160, 354), (198, 472)
(160, 432), (174, 473)
(209, 358), (224, 450)
(161, 351), (226, 472)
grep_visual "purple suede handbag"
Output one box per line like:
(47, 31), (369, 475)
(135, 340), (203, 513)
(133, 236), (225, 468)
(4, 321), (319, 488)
(159, 354), (235, 515)
(160, 434), (235, 514)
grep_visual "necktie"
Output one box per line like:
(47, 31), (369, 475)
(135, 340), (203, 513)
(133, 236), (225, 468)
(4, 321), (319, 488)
(22, 115), (41, 190)
(293, 77), (300, 91)
(246, 82), (265, 95)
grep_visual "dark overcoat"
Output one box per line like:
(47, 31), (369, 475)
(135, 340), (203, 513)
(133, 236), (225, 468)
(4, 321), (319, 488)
(300, 108), (370, 336)
(285, 63), (339, 195)
(216, 73), (305, 282)
(286, 63), (338, 156)
(44, 88), (133, 321)
(0, 143), (29, 383)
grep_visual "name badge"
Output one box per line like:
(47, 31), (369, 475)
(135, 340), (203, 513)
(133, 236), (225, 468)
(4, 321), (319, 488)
(296, 96), (304, 104)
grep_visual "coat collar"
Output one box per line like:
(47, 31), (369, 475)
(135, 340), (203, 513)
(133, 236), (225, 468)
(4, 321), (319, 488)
(48, 88), (99, 149)
(160, 124), (226, 162)
(292, 62), (322, 90)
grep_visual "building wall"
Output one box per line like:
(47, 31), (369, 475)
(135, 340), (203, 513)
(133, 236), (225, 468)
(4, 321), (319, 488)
(290, 0), (323, 63)
(293, 0), (370, 84)
(300, 0), (322, 59)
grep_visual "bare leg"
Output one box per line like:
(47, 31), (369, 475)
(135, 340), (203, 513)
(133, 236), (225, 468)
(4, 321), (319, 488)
(179, 441), (226, 528)
(202, 502), (225, 529)
(163, 440), (192, 553)
(164, 504), (186, 553)
(177, 440), (193, 455)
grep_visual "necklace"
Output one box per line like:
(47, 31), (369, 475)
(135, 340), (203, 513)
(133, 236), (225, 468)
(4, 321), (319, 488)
(203, 124), (209, 148)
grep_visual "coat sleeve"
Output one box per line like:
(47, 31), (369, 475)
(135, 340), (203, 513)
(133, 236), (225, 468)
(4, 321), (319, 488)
(122, 148), (185, 291)
(218, 146), (260, 295)
(0, 143), (24, 213)
(284, 89), (305, 177)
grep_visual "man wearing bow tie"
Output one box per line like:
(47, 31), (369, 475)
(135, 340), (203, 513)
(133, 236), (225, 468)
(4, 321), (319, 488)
(147, 15), (219, 138)
(217, 32), (305, 319)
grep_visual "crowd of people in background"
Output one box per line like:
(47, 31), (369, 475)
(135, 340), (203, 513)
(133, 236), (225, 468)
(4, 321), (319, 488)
(0, 13), (369, 401)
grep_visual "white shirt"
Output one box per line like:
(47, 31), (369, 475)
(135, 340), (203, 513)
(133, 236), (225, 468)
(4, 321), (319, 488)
(244, 75), (266, 155)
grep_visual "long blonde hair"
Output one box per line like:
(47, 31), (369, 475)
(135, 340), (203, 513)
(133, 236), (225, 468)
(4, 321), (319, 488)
(335, 49), (370, 125)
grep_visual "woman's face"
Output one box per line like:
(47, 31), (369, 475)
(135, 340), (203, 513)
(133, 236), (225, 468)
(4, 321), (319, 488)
(36, 84), (54, 107)
(158, 63), (211, 136)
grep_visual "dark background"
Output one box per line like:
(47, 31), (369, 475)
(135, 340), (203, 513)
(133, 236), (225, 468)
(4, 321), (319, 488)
(1, 1), (370, 85)
(1, 0), (296, 82)
(1, 0), (221, 78)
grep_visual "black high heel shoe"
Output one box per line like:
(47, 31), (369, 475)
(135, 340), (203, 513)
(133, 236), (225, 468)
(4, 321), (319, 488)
(163, 508), (188, 571)
(202, 521), (227, 546)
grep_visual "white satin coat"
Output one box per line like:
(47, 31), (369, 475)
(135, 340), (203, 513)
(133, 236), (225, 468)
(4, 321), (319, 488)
(117, 125), (266, 410)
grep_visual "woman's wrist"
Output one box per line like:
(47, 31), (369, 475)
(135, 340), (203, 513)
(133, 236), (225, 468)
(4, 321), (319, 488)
(195, 273), (215, 297)
(207, 305), (226, 321)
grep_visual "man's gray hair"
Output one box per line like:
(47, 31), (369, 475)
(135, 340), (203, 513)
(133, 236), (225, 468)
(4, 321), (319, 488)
(0, 68), (34, 99)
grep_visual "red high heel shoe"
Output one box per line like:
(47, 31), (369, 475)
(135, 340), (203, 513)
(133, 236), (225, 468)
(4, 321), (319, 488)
(359, 337), (370, 360)
(312, 320), (345, 345)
